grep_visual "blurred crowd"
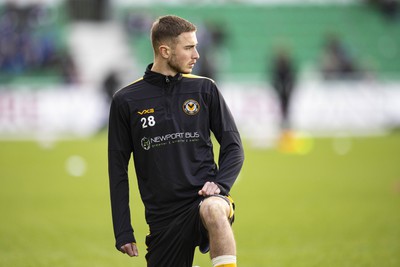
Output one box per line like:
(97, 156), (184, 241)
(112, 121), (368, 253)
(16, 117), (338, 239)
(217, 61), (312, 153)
(367, 0), (400, 21)
(1, 0), (398, 87)
(0, 2), (77, 84)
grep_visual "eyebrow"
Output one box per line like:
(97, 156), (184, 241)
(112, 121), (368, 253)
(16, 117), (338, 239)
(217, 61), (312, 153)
(184, 44), (197, 48)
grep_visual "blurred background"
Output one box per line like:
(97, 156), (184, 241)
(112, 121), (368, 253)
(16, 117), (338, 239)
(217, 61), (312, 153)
(1, 0), (400, 142)
(0, 0), (399, 266)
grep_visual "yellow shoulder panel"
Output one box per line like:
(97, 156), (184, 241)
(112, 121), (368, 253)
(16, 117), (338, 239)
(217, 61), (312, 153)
(182, 74), (215, 83)
(129, 77), (144, 85)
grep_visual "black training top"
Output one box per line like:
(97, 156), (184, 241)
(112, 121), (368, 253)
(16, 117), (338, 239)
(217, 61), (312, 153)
(108, 64), (244, 249)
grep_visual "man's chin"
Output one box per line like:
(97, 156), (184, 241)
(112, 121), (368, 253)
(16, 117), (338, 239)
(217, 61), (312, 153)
(182, 69), (193, 74)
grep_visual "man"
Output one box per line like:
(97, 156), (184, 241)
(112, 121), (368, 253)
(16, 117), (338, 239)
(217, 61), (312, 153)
(108, 15), (244, 267)
(270, 47), (297, 151)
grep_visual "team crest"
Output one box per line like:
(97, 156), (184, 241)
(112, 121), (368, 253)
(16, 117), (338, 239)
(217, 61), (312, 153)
(183, 99), (200, 115)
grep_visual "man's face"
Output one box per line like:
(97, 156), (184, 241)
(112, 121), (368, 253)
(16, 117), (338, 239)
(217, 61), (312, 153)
(167, 31), (200, 75)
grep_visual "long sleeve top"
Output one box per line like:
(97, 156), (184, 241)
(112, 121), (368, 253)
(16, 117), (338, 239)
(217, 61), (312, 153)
(108, 64), (244, 249)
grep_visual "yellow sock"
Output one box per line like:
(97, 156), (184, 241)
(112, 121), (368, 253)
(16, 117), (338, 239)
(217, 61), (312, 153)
(212, 255), (237, 267)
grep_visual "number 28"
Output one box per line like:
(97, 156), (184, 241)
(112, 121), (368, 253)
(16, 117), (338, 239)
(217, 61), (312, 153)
(141, 116), (156, 128)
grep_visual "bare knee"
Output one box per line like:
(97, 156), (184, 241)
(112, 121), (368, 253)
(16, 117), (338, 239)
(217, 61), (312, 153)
(200, 197), (230, 230)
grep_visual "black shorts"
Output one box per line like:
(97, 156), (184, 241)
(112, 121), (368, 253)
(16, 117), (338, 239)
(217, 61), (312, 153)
(145, 195), (235, 267)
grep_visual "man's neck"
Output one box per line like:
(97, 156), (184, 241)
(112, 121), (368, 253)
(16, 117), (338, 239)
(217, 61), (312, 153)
(151, 61), (178, 77)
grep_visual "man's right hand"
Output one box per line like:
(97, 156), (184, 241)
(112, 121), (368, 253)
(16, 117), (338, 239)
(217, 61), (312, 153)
(120, 242), (139, 257)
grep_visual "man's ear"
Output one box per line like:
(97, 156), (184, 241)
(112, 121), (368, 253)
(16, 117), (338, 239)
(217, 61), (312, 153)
(159, 45), (170, 59)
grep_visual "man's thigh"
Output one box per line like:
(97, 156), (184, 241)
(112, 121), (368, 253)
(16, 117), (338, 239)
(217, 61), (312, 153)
(145, 201), (202, 267)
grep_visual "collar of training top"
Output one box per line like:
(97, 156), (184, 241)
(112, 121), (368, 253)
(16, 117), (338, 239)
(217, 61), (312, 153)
(144, 63), (183, 87)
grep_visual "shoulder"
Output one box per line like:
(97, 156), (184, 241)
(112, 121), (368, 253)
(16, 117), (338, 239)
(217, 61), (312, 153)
(181, 74), (218, 95)
(113, 77), (144, 101)
(182, 74), (215, 84)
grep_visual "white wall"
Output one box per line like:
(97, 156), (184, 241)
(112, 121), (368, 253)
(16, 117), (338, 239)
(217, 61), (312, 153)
(1, 80), (399, 141)
(220, 80), (400, 142)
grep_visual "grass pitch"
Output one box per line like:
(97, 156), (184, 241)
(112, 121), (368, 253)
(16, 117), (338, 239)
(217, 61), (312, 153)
(0, 132), (399, 267)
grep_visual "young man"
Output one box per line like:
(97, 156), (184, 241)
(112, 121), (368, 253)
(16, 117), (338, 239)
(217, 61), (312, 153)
(108, 15), (244, 267)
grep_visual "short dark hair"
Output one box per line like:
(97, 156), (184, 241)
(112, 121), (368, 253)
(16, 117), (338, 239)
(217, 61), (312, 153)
(151, 15), (197, 52)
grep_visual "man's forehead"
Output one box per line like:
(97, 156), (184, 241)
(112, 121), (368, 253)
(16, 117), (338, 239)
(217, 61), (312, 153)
(177, 31), (198, 45)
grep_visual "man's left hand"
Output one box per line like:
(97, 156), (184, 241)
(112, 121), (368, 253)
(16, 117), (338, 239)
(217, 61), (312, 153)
(198, 181), (221, 196)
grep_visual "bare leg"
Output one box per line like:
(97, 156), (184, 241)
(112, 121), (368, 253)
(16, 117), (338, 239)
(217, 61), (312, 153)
(199, 196), (236, 259)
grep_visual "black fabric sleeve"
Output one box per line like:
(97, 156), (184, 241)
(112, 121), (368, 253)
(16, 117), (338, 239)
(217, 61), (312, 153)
(209, 83), (244, 194)
(108, 97), (136, 250)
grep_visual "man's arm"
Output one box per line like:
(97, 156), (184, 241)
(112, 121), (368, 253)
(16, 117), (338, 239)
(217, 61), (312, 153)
(208, 84), (245, 195)
(108, 96), (137, 252)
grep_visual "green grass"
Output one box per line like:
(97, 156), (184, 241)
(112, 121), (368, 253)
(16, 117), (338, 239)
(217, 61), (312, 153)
(1, 132), (399, 266)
